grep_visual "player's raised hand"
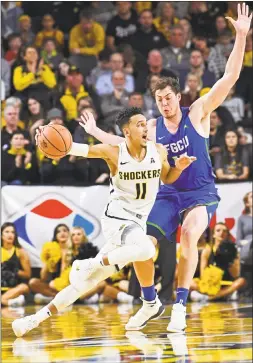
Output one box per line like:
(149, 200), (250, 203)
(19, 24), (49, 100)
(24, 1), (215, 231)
(79, 110), (96, 135)
(226, 3), (252, 36)
(175, 154), (197, 171)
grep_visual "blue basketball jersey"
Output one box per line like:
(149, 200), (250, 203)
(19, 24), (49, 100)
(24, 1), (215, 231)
(156, 107), (215, 190)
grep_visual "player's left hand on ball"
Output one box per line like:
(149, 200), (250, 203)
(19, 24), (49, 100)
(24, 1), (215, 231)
(175, 154), (197, 171)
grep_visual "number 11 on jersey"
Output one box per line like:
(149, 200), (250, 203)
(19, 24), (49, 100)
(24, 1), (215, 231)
(136, 183), (147, 199)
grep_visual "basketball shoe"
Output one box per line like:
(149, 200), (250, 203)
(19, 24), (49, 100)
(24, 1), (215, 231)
(12, 315), (39, 337)
(125, 295), (165, 330)
(167, 303), (187, 333)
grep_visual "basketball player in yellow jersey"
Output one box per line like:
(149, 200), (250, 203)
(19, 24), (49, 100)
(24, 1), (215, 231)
(12, 107), (196, 337)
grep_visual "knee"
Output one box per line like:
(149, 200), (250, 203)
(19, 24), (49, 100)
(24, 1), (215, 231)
(234, 277), (247, 289)
(49, 280), (55, 289)
(69, 262), (96, 293)
(180, 225), (199, 249)
(138, 240), (156, 261)
(18, 283), (30, 295)
(97, 281), (106, 293)
(29, 278), (40, 290)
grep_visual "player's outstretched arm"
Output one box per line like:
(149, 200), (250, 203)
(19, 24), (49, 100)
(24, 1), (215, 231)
(79, 110), (124, 145)
(68, 142), (116, 160)
(79, 110), (157, 144)
(193, 3), (252, 116)
(157, 145), (196, 184)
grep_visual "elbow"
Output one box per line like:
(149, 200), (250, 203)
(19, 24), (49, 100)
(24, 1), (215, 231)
(14, 83), (25, 91)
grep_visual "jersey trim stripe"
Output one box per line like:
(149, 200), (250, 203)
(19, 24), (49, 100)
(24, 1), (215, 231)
(146, 221), (166, 236)
(104, 203), (143, 229)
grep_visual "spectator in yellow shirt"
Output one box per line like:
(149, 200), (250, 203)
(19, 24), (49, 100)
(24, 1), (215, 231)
(35, 14), (64, 49)
(69, 9), (105, 77)
(133, 2), (152, 14)
(153, 2), (179, 42)
(60, 65), (89, 121)
(13, 45), (56, 108)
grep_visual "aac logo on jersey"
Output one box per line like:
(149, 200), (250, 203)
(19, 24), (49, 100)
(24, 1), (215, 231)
(7, 193), (101, 266)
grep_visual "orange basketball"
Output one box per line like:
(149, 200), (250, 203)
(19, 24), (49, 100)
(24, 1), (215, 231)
(38, 124), (73, 159)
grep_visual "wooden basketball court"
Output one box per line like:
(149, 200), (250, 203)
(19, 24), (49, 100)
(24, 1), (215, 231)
(2, 302), (252, 362)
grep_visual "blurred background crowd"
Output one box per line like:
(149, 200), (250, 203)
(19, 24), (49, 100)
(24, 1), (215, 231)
(1, 1), (252, 308)
(1, 1), (252, 186)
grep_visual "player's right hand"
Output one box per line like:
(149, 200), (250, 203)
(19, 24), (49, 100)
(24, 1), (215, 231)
(79, 110), (96, 135)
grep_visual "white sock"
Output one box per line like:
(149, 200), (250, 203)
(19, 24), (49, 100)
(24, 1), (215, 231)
(117, 291), (134, 303)
(51, 285), (84, 312)
(35, 306), (52, 324)
(8, 295), (24, 306)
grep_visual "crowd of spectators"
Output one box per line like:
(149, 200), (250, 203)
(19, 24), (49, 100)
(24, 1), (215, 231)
(1, 1), (252, 186)
(1, 191), (252, 307)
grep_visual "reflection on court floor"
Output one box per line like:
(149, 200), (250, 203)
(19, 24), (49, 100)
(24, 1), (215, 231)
(2, 302), (252, 363)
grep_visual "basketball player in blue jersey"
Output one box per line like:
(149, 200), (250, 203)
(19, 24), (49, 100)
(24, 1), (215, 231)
(80, 4), (252, 333)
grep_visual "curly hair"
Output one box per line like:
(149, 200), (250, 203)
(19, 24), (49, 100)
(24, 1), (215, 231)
(116, 107), (143, 132)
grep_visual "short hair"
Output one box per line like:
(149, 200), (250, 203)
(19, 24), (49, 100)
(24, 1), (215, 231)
(129, 92), (143, 98)
(170, 24), (184, 33)
(5, 97), (22, 107)
(190, 49), (202, 56)
(10, 130), (25, 139)
(80, 9), (93, 21)
(151, 76), (180, 97)
(4, 105), (17, 118)
(98, 48), (112, 62)
(7, 33), (21, 43)
(112, 70), (125, 79)
(194, 34), (207, 41)
(116, 107), (143, 132)
(139, 9), (153, 17)
(43, 14), (54, 20)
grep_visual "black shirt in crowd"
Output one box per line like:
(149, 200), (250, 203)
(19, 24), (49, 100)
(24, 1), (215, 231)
(130, 25), (168, 58)
(106, 11), (139, 47)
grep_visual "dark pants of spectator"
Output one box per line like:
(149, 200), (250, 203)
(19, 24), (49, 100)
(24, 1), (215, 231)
(128, 234), (177, 303)
(240, 264), (252, 297)
(69, 54), (97, 77)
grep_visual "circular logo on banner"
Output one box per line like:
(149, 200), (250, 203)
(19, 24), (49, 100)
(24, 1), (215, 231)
(7, 192), (101, 266)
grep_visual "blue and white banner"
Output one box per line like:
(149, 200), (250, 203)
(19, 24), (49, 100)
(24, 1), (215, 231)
(1, 185), (109, 267)
(1, 182), (252, 266)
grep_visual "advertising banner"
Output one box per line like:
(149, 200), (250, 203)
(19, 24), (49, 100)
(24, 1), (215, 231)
(1, 183), (251, 266)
